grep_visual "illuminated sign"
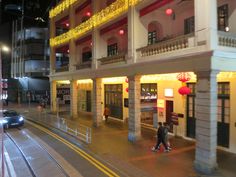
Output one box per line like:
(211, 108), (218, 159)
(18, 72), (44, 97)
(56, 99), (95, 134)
(157, 99), (165, 108)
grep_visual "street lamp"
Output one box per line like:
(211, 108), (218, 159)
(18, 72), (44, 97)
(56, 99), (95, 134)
(0, 44), (10, 177)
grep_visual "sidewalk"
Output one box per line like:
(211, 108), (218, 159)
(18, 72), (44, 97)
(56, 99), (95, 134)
(5, 103), (236, 177)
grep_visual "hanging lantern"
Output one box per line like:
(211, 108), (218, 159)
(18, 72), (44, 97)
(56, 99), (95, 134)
(177, 72), (191, 82)
(165, 8), (173, 16)
(178, 86), (191, 95)
(125, 77), (129, 83)
(125, 87), (129, 92)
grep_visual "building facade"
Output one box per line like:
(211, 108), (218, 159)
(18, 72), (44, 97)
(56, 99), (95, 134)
(49, 0), (236, 174)
(11, 27), (50, 103)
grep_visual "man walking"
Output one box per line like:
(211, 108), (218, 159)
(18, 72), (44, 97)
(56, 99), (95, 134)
(152, 122), (169, 152)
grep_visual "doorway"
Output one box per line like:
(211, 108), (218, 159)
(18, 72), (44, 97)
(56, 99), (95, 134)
(86, 91), (91, 112)
(104, 84), (123, 119)
(166, 100), (173, 132)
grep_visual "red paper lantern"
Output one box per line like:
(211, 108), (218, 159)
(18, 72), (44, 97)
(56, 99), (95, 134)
(125, 87), (129, 92)
(165, 8), (173, 16)
(178, 86), (191, 95)
(125, 78), (129, 83)
(177, 72), (191, 82)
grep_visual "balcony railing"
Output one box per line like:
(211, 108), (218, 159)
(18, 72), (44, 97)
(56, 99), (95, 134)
(218, 31), (236, 48)
(137, 33), (194, 58)
(55, 65), (69, 72)
(75, 62), (92, 70)
(98, 53), (126, 65)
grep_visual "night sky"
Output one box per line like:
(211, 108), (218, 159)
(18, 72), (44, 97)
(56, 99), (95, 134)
(1, 0), (58, 25)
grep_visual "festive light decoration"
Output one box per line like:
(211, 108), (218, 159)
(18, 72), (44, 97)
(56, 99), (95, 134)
(49, 0), (77, 18)
(50, 0), (143, 47)
(178, 86), (191, 95)
(66, 23), (69, 27)
(125, 87), (129, 92)
(177, 72), (191, 95)
(165, 8), (173, 16)
(125, 77), (129, 83)
(177, 72), (191, 82)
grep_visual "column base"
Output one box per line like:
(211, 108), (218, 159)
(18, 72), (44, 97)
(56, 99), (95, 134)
(128, 132), (141, 142)
(194, 160), (218, 175)
(93, 121), (102, 128)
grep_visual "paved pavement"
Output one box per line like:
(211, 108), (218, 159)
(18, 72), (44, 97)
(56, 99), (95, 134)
(3, 103), (236, 177)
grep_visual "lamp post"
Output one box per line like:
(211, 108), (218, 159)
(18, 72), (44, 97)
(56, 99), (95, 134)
(0, 44), (10, 177)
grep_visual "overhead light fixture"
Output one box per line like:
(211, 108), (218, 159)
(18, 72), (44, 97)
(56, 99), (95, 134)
(119, 29), (125, 35)
(165, 8), (173, 16)
(225, 26), (229, 32)
(86, 11), (91, 17)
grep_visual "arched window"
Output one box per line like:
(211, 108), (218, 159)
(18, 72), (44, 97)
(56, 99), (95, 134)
(148, 22), (162, 45)
(82, 47), (92, 63)
(148, 23), (157, 45)
(107, 37), (118, 56)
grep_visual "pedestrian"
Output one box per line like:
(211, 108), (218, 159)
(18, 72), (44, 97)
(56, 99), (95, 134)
(152, 122), (169, 152)
(103, 105), (110, 122)
(163, 122), (171, 151)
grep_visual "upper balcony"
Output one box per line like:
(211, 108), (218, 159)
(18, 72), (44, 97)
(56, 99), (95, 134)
(54, 45), (69, 73)
(50, 0), (131, 47)
(74, 34), (92, 70)
(50, 0), (236, 74)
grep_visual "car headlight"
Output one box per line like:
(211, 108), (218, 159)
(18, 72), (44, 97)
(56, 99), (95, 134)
(19, 117), (24, 121)
(0, 119), (8, 124)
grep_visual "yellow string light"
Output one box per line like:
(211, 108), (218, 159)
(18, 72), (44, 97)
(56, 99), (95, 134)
(50, 0), (142, 47)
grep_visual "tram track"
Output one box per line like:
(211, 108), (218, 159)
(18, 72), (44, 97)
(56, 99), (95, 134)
(5, 129), (36, 177)
(5, 128), (70, 177)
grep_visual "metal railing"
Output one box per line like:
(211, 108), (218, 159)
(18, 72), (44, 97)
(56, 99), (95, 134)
(27, 111), (92, 144)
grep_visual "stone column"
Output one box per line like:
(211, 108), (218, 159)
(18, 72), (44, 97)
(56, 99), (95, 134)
(128, 75), (141, 142)
(50, 80), (57, 113)
(92, 78), (103, 127)
(50, 18), (56, 74)
(194, 0), (217, 49)
(50, 47), (56, 74)
(69, 5), (76, 72)
(127, 6), (147, 63)
(194, 70), (219, 174)
(70, 80), (78, 118)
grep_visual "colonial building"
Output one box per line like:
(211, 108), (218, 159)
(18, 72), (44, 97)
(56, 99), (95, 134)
(49, 0), (236, 174)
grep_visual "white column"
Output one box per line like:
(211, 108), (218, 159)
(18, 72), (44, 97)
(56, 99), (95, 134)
(50, 47), (56, 74)
(92, 78), (103, 127)
(128, 75), (141, 142)
(194, 0), (217, 49)
(92, 29), (106, 69)
(194, 70), (219, 174)
(50, 81), (57, 113)
(70, 80), (78, 118)
(69, 5), (76, 71)
(127, 6), (147, 63)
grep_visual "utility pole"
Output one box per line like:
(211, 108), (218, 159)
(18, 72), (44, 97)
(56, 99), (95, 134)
(20, 0), (24, 78)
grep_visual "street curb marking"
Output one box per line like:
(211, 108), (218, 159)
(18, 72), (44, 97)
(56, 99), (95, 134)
(26, 120), (120, 177)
